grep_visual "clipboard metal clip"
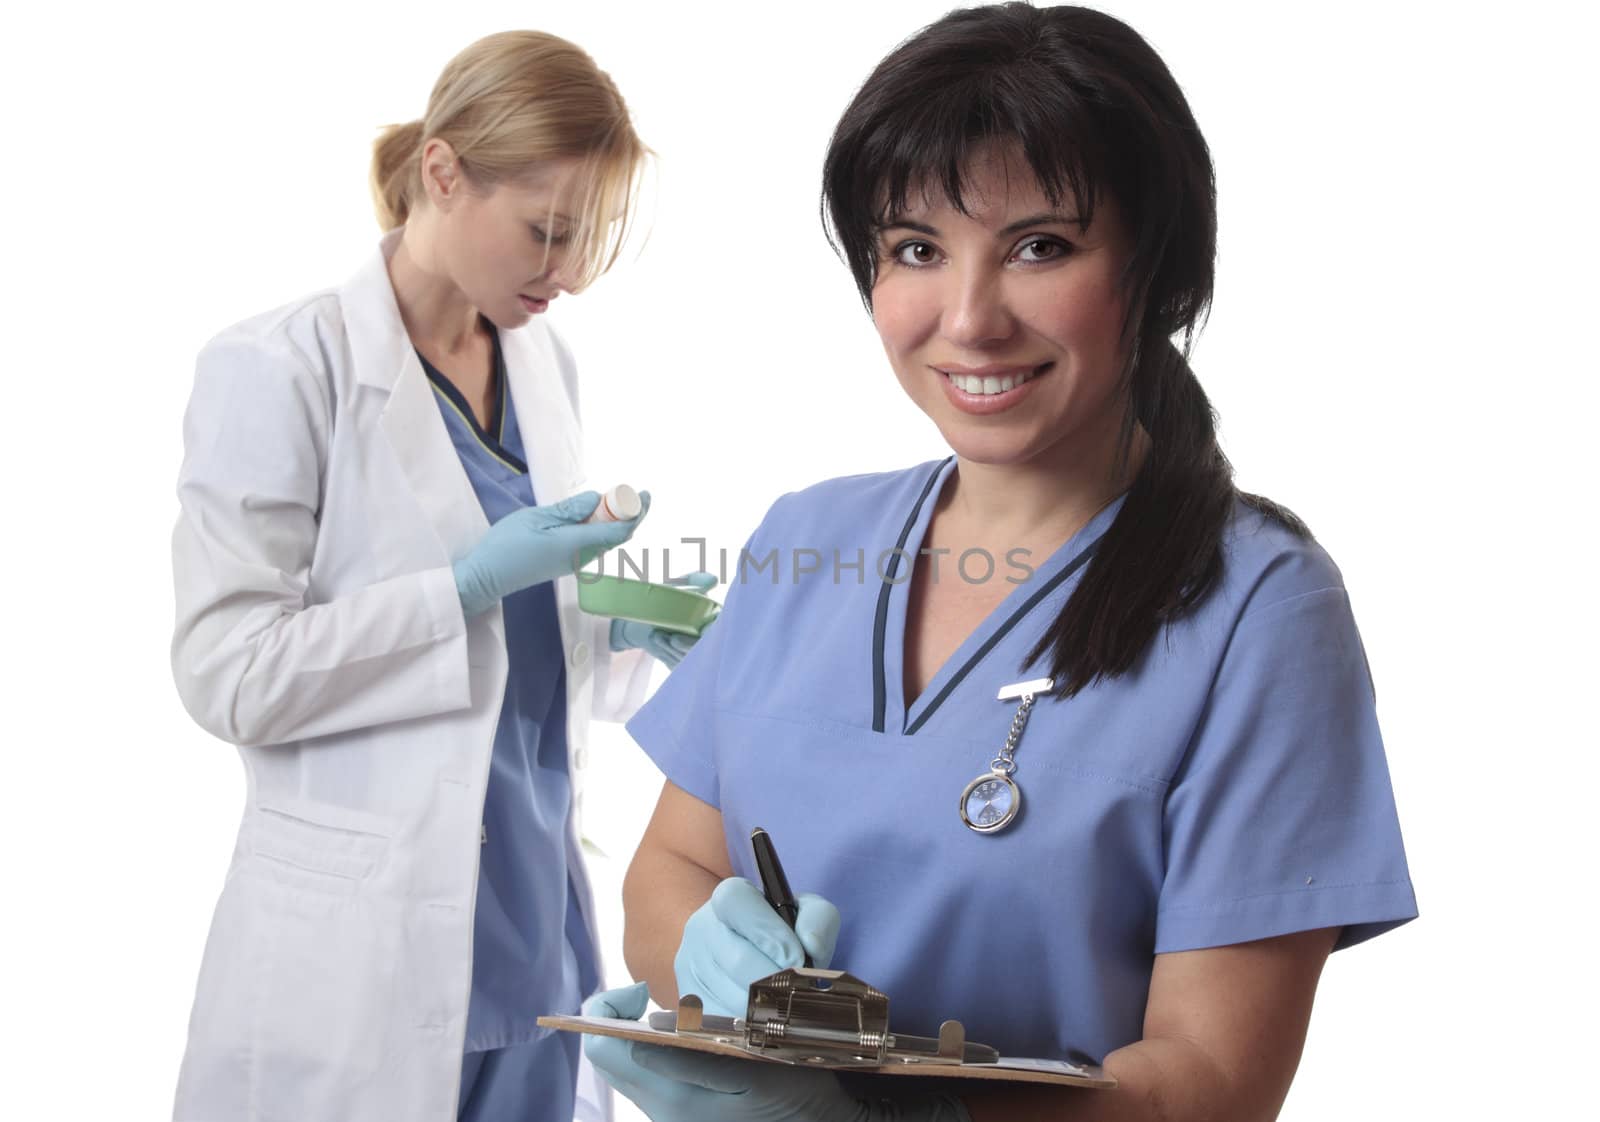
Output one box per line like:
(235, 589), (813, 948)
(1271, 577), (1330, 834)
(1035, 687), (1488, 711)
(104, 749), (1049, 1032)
(664, 968), (998, 1068)
(748, 968), (892, 1064)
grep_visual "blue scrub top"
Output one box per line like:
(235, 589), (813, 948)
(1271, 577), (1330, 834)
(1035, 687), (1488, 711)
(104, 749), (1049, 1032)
(419, 329), (599, 1055)
(627, 457), (1417, 1064)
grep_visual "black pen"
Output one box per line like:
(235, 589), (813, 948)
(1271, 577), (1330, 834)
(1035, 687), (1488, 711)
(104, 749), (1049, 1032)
(750, 826), (812, 968)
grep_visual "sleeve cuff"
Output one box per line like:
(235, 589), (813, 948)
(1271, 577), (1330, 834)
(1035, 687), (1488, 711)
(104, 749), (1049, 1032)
(1155, 877), (1418, 955)
(417, 564), (473, 713)
(625, 702), (721, 810)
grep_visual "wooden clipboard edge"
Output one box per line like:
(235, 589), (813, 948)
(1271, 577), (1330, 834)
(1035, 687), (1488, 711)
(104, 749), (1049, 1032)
(538, 1015), (1116, 1090)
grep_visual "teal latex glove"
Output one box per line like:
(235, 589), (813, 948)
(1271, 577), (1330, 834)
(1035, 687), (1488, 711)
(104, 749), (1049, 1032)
(610, 571), (719, 669)
(453, 490), (648, 618)
(582, 983), (972, 1122)
(675, 877), (840, 1019)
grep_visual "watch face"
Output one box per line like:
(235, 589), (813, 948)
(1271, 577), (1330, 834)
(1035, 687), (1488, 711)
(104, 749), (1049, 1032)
(960, 774), (1019, 833)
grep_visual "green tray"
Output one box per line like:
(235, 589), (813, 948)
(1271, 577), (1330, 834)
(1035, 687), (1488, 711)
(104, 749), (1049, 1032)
(577, 575), (721, 637)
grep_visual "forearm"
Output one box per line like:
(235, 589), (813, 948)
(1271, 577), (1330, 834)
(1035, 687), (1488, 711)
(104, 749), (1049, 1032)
(962, 1033), (1283, 1122)
(961, 928), (1333, 1122)
(621, 842), (721, 1007)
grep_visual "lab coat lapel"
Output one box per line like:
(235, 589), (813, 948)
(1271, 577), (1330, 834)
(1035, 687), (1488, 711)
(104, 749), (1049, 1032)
(380, 356), (491, 559)
(341, 232), (491, 562)
(501, 322), (583, 507)
(500, 322), (587, 732)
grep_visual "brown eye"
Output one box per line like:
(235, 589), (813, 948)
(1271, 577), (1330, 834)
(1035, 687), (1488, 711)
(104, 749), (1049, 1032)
(892, 240), (939, 266)
(1014, 237), (1070, 263)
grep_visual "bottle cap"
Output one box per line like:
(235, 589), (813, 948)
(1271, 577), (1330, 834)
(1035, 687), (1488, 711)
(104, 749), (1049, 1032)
(604, 484), (642, 521)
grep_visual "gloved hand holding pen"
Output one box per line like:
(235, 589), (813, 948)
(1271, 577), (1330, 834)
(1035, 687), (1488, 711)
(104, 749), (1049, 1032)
(452, 490), (649, 618)
(673, 877), (840, 1019)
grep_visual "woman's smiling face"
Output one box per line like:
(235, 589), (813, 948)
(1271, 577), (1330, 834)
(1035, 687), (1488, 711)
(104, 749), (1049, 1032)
(870, 142), (1133, 470)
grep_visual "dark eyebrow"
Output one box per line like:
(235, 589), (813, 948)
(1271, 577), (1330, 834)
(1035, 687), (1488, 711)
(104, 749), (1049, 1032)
(1000, 212), (1087, 235)
(878, 213), (1086, 238)
(878, 219), (940, 237)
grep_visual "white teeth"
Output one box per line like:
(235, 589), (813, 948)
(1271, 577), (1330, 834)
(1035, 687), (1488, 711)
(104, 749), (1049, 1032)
(946, 369), (1035, 395)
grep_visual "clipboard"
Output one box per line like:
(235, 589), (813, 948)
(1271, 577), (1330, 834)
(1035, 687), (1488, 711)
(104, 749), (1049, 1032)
(539, 967), (1115, 1090)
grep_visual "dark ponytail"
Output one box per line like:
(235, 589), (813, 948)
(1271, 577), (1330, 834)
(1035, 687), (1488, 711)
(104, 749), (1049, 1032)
(822, 3), (1308, 697)
(1032, 341), (1277, 696)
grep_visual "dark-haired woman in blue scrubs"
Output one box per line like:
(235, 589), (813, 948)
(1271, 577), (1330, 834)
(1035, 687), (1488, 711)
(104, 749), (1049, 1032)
(582, 6), (1416, 1122)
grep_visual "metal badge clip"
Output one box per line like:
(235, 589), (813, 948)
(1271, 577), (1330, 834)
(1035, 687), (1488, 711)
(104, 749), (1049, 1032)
(997, 677), (1055, 702)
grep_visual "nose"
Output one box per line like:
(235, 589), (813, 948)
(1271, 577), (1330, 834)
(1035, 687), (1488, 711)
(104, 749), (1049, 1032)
(545, 247), (582, 295)
(940, 262), (1017, 349)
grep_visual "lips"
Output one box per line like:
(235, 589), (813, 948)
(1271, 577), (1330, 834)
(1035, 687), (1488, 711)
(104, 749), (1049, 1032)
(935, 362), (1053, 415)
(519, 295), (549, 314)
(939, 365), (1044, 395)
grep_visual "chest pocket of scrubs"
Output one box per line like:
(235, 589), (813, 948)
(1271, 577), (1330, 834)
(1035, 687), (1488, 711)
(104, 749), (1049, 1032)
(250, 800), (390, 895)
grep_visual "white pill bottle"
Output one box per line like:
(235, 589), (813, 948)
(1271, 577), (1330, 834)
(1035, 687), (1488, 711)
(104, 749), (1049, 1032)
(586, 484), (642, 523)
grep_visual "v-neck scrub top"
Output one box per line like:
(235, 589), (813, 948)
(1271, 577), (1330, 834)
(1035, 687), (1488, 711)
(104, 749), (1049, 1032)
(626, 457), (1417, 1064)
(419, 330), (598, 1062)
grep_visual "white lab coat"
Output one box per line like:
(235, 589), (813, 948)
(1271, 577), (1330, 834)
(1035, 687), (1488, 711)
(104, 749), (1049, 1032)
(169, 229), (652, 1122)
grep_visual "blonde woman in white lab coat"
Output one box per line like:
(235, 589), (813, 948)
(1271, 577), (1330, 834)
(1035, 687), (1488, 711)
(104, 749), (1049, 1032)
(170, 32), (692, 1122)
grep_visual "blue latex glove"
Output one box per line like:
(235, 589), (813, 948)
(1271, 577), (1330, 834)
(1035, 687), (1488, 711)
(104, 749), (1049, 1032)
(675, 877), (841, 1019)
(453, 490), (648, 618)
(583, 983), (972, 1122)
(610, 571), (719, 669)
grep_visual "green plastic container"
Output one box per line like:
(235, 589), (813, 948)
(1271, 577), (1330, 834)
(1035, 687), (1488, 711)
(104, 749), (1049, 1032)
(577, 575), (721, 637)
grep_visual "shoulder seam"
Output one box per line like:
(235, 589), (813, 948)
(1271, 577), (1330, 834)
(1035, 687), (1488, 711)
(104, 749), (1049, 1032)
(205, 294), (341, 420)
(1237, 585), (1346, 626)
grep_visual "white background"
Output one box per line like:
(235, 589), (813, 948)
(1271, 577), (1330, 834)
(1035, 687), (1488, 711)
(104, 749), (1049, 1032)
(2, 1), (1594, 1118)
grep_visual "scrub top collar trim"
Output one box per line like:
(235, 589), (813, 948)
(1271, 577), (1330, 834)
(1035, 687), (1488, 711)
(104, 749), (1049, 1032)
(903, 534), (1103, 735)
(873, 457), (1123, 736)
(872, 458), (951, 733)
(417, 321), (529, 476)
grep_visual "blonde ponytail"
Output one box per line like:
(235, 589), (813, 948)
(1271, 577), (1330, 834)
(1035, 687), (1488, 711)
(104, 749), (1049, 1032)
(369, 120), (425, 230)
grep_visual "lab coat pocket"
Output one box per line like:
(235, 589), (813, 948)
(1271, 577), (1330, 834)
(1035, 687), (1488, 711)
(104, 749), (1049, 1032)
(254, 866), (406, 1118)
(250, 798), (391, 894)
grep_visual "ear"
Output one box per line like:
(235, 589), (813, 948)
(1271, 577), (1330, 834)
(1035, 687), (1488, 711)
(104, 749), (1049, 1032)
(419, 138), (463, 210)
